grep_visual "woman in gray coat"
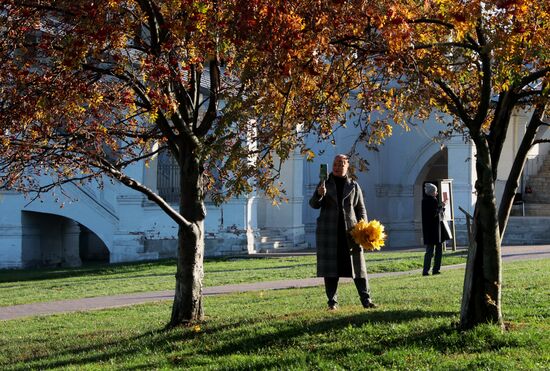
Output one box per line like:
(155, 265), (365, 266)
(309, 154), (376, 310)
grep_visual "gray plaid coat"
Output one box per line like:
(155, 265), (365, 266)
(309, 174), (368, 278)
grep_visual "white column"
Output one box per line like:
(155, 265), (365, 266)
(447, 139), (476, 249)
(142, 143), (160, 194)
(447, 140), (476, 217)
(246, 194), (258, 254)
(62, 220), (82, 267)
(263, 151), (306, 244)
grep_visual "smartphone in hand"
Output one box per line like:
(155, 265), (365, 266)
(319, 163), (328, 182)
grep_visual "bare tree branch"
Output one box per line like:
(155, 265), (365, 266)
(96, 158), (192, 229)
(435, 78), (472, 127)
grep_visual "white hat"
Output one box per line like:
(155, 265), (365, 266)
(424, 183), (437, 196)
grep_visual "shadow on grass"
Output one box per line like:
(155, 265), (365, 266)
(202, 309), (457, 356)
(0, 251), (469, 285)
(206, 263), (315, 274)
(4, 307), (524, 370)
(0, 259), (313, 286)
(0, 259), (177, 284)
(367, 250), (466, 262)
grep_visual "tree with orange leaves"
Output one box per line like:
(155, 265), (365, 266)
(0, 1), (388, 326)
(335, 0), (549, 328)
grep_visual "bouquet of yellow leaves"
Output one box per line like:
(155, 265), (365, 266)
(349, 219), (387, 251)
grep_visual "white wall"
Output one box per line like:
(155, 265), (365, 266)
(0, 192), (24, 268)
(9, 105), (544, 267)
(304, 117), (476, 248)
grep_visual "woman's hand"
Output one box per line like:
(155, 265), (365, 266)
(317, 181), (326, 197)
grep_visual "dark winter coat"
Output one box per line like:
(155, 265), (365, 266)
(422, 195), (442, 245)
(309, 174), (368, 278)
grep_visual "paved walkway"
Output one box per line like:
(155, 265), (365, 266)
(1, 245), (549, 321)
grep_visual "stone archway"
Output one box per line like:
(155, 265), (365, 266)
(412, 148), (448, 245)
(79, 225), (110, 264)
(21, 211), (109, 268)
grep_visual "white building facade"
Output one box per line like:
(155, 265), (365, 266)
(1, 110), (548, 269)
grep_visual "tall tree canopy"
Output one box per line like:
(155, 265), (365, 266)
(336, 0), (549, 328)
(0, 1), (388, 325)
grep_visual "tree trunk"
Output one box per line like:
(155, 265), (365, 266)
(498, 106), (544, 237)
(170, 221), (204, 326)
(169, 150), (206, 326)
(460, 136), (504, 329)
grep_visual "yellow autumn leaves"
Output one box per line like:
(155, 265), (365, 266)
(349, 219), (387, 251)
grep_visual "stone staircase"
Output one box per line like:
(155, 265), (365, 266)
(255, 228), (310, 253)
(503, 154), (550, 245)
(502, 216), (550, 245)
(522, 154), (550, 215)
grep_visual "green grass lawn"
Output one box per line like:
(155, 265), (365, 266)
(0, 250), (467, 306)
(0, 259), (548, 370)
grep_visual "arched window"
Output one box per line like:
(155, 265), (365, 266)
(157, 150), (180, 204)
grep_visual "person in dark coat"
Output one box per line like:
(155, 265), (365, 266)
(309, 154), (376, 310)
(421, 183), (444, 276)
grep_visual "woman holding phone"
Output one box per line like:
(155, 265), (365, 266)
(309, 154), (376, 310)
